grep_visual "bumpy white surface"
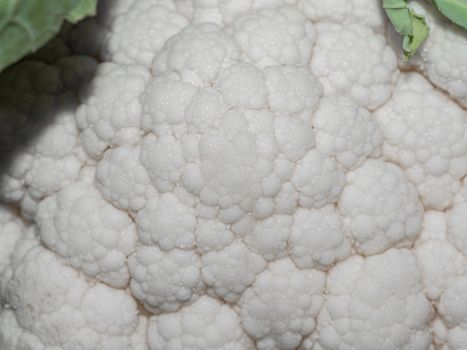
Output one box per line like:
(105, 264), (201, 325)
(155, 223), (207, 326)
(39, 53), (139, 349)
(291, 148), (346, 209)
(244, 214), (292, 261)
(299, 0), (386, 33)
(376, 73), (467, 210)
(415, 210), (467, 350)
(0, 59), (96, 220)
(190, 0), (297, 25)
(264, 65), (322, 115)
(314, 96), (382, 169)
(0, 206), (26, 296)
(239, 258), (325, 350)
(230, 6), (315, 69)
(152, 23), (240, 86)
(103, 0), (189, 67)
(2, 1), (467, 349)
(409, 0), (467, 108)
(339, 159), (423, 256)
(290, 205), (351, 270)
(311, 22), (397, 110)
(2, 237), (142, 350)
(313, 249), (432, 350)
(448, 179), (467, 259)
(147, 296), (255, 349)
(201, 240), (266, 302)
(77, 63), (150, 159)
(36, 174), (137, 288)
(95, 145), (157, 212)
(136, 192), (197, 250)
(128, 245), (204, 313)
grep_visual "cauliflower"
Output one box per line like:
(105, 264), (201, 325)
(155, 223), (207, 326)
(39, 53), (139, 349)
(375, 72), (467, 210)
(312, 248), (433, 350)
(403, 0), (467, 108)
(311, 22), (397, 110)
(2, 1), (467, 350)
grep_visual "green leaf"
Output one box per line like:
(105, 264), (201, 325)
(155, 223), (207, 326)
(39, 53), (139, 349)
(431, 0), (467, 30)
(67, 0), (97, 24)
(0, 0), (97, 73)
(402, 9), (430, 61)
(383, 0), (430, 61)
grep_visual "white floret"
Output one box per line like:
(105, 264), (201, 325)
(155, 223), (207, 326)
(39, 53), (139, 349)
(141, 24), (324, 224)
(141, 77), (198, 136)
(274, 116), (315, 162)
(191, 0), (297, 25)
(239, 258), (325, 350)
(313, 249), (433, 350)
(69, 0), (154, 57)
(128, 245), (204, 313)
(291, 148), (346, 209)
(201, 240), (267, 302)
(0, 205), (27, 295)
(271, 181), (299, 216)
(408, 0), (467, 108)
(103, 0), (189, 67)
(0, 94), (82, 219)
(36, 179), (137, 288)
(417, 175), (462, 214)
(152, 23), (241, 86)
(290, 205), (352, 270)
(446, 328), (467, 350)
(147, 295), (255, 350)
(140, 134), (187, 192)
(141, 88), (296, 224)
(437, 276), (467, 350)
(438, 278), (467, 348)
(130, 316), (150, 350)
(19, 194), (41, 221)
(263, 65), (323, 115)
(231, 6), (315, 68)
(96, 145), (157, 212)
(184, 87), (227, 133)
(3, 238), (141, 350)
(299, 0), (386, 33)
(0, 309), (44, 350)
(184, 110), (271, 219)
(431, 318), (463, 350)
(195, 219), (235, 253)
(28, 104), (77, 157)
(7, 0), (467, 348)
(447, 179), (467, 258)
(375, 72), (467, 210)
(0, 155), (28, 204)
(77, 63), (150, 159)
(25, 152), (81, 203)
(244, 214), (292, 261)
(414, 210), (467, 350)
(217, 63), (268, 109)
(415, 211), (466, 301)
(311, 22), (397, 110)
(136, 192), (197, 251)
(314, 96), (382, 169)
(339, 159), (423, 255)
(172, 0), (194, 18)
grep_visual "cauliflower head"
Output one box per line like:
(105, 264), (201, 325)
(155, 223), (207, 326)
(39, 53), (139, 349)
(1, 1), (467, 350)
